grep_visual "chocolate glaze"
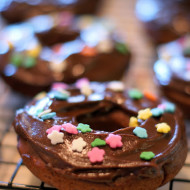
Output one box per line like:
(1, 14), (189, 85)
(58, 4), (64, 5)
(154, 36), (190, 118)
(0, 16), (131, 96)
(13, 82), (187, 185)
(136, 0), (190, 44)
(31, 13), (80, 46)
(0, 0), (101, 23)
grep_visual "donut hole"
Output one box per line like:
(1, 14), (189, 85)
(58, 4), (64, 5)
(77, 108), (130, 132)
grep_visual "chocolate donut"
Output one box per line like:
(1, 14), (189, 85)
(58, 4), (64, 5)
(154, 35), (190, 118)
(136, 0), (190, 44)
(0, 0), (101, 23)
(13, 80), (187, 190)
(0, 16), (131, 96)
(30, 12), (80, 46)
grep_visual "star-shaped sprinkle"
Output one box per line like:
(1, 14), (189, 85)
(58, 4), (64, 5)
(155, 123), (171, 133)
(87, 147), (105, 163)
(91, 138), (106, 147)
(76, 78), (90, 88)
(137, 108), (152, 120)
(40, 112), (56, 120)
(46, 125), (62, 135)
(77, 123), (92, 133)
(47, 131), (64, 145)
(76, 78), (92, 96)
(49, 59), (67, 73)
(62, 123), (78, 134)
(38, 109), (52, 118)
(11, 53), (23, 67)
(164, 102), (176, 113)
(80, 84), (92, 96)
(105, 134), (123, 148)
(81, 46), (97, 56)
(140, 151), (155, 161)
(151, 108), (164, 117)
(128, 89), (143, 100)
(50, 90), (70, 100)
(107, 81), (125, 92)
(158, 104), (166, 110)
(26, 45), (41, 57)
(133, 127), (148, 138)
(115, 42), (128, 54)
(52, 82), (68, 90)
(96, 39), (113, 53)
(22, 56), (36, 68)
(129, 117), (138, 127)
(72, 137), (87, 152)
(143, 90), (157, 101)
(34, 91), (47, 100)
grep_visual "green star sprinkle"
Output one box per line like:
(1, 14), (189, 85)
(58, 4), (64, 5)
(140, 151), (155, 161)
(11, 53), (23, 67)
(77, 123), (92, 133)
(91, 138), (106, 147)
(22, 56), (36, 68)
(115, 42), (128, 54)
(128, 89), (143, 100)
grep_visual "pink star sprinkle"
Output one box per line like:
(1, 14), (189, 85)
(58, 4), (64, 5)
(158, 104), (166, 110)
(106, 134), (123, 148)
(51, 82), (68, 90)
(52, 44), (62, 54)
(46, 125), (62, 135)
(76, 78), (90, 88)
(87, 147), (105, 163)
(62, 123), (78, 134)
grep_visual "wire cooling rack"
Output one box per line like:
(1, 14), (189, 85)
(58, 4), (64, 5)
(0, 0), (190, 189)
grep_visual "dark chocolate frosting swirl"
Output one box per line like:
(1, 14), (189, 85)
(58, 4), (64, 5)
(13, 81), (186, 183)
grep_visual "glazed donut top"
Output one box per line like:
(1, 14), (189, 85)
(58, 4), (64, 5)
(154, 35), (190, 95)
(14, 80), (184, 183)
(136, 0), (190, 29)
(136, 0), (190, 44)
(0, 0), (100, 23)
(0, 15), (130, 91)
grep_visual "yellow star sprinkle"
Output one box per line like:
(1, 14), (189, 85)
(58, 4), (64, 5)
(155, 123), (171, 133)
(7, 41), (14, 49)
(34, 91), (47, 100)
(137, 108), (152, 120)
(129, 117), (138, 127)
(26, 45), (41, 57)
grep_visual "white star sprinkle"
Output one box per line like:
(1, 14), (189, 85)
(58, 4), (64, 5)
(49, 59), (67, 73)
(97, 39), (113, 53)
(47, 131), (64, 145)
(107, 81), (125, 92)
(80, 84), (92, 96)
(72, 137), (87, 152)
